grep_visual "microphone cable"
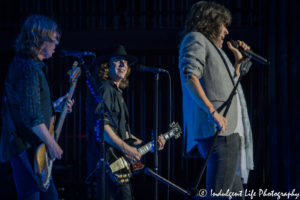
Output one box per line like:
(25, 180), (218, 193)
(87, 54), (96, 70)
(166, 70), (172, 200)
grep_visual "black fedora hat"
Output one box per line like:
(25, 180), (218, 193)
(94, 45), (138, 66)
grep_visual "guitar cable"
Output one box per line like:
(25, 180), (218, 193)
(87, 54), (96, 70)
(86, 162), (101, 184)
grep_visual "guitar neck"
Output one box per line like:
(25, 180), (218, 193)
(54, 84), (76, 141)
(137, 130), (174, 156)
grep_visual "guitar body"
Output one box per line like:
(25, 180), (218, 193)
(33, 61), (81, 191)
(105, 121), (182, 186)
(34, 115), (56, 191)
(105, 138), (145, 186)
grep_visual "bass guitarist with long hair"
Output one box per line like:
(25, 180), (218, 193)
(0, 15), (74, 200)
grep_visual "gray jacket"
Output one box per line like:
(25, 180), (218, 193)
(178, 32), (238, 155)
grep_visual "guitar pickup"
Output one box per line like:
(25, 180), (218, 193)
(110, 157), (130, 173)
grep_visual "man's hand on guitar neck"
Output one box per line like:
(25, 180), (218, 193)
(32, 124), (63, 160)
(157, 134), (166, 151)
(53, 93), (75, 113)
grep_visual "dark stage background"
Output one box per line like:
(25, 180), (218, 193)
(0, 0), (299, 200)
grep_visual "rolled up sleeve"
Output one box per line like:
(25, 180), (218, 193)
(179, 33), (206, 79)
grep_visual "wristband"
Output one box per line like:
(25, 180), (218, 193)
(208, 111), (216, 122)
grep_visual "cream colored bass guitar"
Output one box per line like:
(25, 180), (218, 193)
(34, 61), (81, 191)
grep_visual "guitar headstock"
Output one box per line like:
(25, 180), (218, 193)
(170, 122), (182, 139)
(67, 61), (81, 85)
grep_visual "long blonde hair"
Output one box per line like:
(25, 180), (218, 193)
(15, 15), (61, 58)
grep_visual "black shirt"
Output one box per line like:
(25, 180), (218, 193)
(0, 53), (53, 162)
(85, 79), (130, 174)
(86, 79), (130, 141)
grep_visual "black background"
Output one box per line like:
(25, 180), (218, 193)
(0, 0), (299, 199)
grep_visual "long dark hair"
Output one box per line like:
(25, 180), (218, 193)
(15, 15), (61, 58)
(180, 1), (231, 43)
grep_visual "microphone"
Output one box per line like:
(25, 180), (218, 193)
(136, 65), (168, 73)
(229, 40), (270, 65)
(59, 50), (96, 57)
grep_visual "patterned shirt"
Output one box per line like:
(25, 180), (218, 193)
(0, 53), (53, 161)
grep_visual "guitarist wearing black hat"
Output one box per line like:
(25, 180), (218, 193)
(85, 45), (165, 200)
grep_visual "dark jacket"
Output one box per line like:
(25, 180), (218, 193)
(0, 53), (53, 163)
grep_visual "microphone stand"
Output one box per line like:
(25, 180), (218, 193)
(77, 56), (118, 200)
(153, 73), (159, 200)
(144, 167), (237, 199)
(191, 57), (253, 196)
(144, 59), (252, 200)
(137, 67), (170, 200)
(190, 75), (243, 197)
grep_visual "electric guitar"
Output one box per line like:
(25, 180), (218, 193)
(106, 122), (182, 185)
(34, 61), (81, 191)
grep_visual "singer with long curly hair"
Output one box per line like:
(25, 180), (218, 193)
(178, 1), (254, 199)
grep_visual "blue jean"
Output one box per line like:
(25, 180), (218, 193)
(197, 133), (244, 200)
(10, 156), (58, 200)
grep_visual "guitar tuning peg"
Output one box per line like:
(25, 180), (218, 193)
(67, 70), (73, 76)
(72, 61), (78, 70)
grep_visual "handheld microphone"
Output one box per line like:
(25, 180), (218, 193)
(59, 50), (96, 57)
(229, 40), (270, 65)
(136, 65), (168, 73)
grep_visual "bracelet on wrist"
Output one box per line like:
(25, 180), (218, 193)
(208, 111), (217, 122)
(211, 110), (216, 117)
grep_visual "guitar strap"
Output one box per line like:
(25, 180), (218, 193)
(3, 87), (41, 188)
(116, 87), (132, 139)
(122, 102), (132, 139)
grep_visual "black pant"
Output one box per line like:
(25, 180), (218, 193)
(197, 133), (244, 200)
(95, 169), (133, 200)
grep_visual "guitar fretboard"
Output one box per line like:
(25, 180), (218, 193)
(137, 129), (175, 156)
(54, 64), (80, 141)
